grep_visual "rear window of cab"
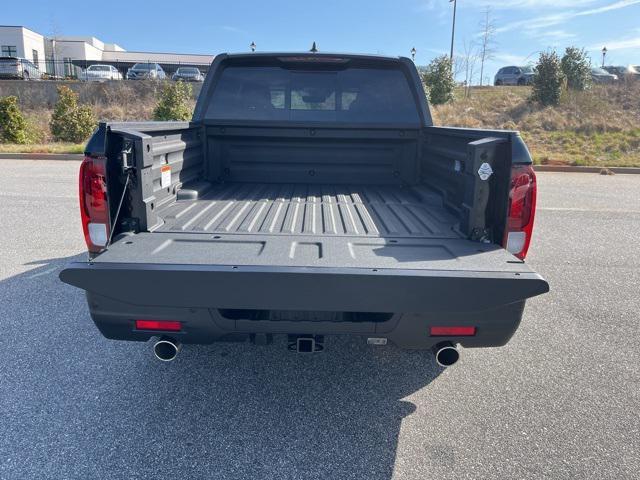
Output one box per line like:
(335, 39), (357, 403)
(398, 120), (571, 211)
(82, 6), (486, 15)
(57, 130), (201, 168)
(205, 65), (420, 125)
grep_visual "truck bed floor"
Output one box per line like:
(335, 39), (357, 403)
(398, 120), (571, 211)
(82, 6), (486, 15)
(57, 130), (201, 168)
(156, 182), (460, 239)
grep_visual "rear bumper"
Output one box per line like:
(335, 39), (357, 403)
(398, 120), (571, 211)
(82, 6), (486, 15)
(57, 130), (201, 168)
(60, 261), (548, 350)
(84, 291), (528, 349)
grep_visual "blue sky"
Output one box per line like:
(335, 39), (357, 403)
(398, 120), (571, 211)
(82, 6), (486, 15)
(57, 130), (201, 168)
(5, 0), (640, 82)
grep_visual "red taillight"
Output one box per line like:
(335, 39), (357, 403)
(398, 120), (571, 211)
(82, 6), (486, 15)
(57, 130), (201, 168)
(135, 320), (182, 332)
(430, 326), (477, 337)
(79, 155), (110, 254)
(503, 164), (537, 260)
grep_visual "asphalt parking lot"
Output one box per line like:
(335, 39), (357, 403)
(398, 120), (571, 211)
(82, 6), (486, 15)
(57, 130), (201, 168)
(1, 160), (638, 479)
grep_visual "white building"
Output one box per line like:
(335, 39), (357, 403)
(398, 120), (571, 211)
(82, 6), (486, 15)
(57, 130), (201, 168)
(0, 25), (214, 77)
(0, 26), (46, 70)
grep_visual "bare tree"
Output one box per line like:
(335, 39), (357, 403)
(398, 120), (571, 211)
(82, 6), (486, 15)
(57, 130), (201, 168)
(477, 7), (497, 87)
(451, 53), (465, 83)
(461, 40), (479, 97)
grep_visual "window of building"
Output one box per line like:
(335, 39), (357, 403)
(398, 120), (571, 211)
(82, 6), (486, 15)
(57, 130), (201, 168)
(32, 50), (39, 67)
(1, 45), (18, 57)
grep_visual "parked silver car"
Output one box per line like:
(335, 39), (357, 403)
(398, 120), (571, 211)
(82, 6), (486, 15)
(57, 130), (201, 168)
(171, 67), (205, 82)
(494, 65), (535, 86)
(80, 64), (123, 82)
(590, 67), (618, 84)
(602, 65), (640, 80)
(0, 57), (42, 80)
(126, 63), (166, 80)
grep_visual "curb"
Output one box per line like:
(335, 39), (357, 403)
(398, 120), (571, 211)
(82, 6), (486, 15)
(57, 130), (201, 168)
(1, 153), (639, 174)
(534, 165), (640, 174)
(0, 153), (83, 161)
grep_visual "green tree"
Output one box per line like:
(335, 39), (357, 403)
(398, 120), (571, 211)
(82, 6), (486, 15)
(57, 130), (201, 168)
(531, 51), (564, 106)
(561, 47), (591, 91)
(422, 55), (455, 105)
(153, 81), (193, 121)
(50, 86), (97, 142)
(0, 96), (28, 144)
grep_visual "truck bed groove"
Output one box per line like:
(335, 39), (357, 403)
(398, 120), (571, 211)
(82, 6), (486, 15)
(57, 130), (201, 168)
(156, 183), (460, 238)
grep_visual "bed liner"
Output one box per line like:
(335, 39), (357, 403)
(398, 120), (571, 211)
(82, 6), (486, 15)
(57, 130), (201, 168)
(154, 182), (460, 239)
(98, 181), (528, 272)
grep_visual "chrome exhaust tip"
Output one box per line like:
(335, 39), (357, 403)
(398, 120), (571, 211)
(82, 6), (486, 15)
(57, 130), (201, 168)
(153, 336), (182, 362)
(433, 342), (460, 367)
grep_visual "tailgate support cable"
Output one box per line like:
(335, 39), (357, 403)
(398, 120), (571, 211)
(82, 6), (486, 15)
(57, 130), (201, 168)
(106, 141), (135, 248)
(106, 171), (132, 248)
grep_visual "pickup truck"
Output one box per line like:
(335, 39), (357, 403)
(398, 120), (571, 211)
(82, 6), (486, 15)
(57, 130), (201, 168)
(60, 53), (549, 365)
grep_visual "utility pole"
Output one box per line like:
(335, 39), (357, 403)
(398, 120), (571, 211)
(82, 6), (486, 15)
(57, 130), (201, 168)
(449, 0), (457, 63)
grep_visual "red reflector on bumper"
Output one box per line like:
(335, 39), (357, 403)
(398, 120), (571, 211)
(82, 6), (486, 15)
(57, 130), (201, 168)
(430, 326), (476, 337)
(135, 320), (182, 332)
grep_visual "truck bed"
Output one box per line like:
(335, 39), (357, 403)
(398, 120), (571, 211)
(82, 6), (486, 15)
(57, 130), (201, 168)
(71, 183), (545, 315)
(154, 182), (460, 239)
(96, 181), (530, 274)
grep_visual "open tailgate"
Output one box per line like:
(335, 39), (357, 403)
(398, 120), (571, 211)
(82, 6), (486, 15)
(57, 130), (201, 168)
(60, 233), (549, 313)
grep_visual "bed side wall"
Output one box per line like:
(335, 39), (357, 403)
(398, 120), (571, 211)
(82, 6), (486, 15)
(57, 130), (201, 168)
(422, 127), (513, 242)
(105, 125), (204, 234)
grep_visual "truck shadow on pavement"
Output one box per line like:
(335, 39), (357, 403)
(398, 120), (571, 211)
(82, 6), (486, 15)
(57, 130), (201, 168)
(2, 254), (447, 480)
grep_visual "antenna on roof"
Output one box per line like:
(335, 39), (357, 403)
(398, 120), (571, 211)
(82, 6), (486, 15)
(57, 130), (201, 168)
(310, 42), (318, 53)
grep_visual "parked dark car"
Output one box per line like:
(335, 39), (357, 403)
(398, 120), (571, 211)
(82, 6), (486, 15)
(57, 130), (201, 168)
(60, 53), (548, 366)
(0, 57), (42, 80)
(591, 67), (618, 84)
(494, 65), (535, 86)
(172, 67), (205, 82)
(126, 63), (166, 80)
(603, 65), (639, 80)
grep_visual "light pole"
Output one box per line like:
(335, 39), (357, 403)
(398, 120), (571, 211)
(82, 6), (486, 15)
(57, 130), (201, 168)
(601, 47), (607, 67)
(411, 47), (416, 62)
(449, 0), (457, 63)
(250, 42), (256, 52)
(51, 38), (58, 77)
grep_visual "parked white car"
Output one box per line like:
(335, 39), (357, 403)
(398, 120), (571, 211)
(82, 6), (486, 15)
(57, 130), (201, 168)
(0, 57), (43, 80)
(80, 64), (122, 82)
